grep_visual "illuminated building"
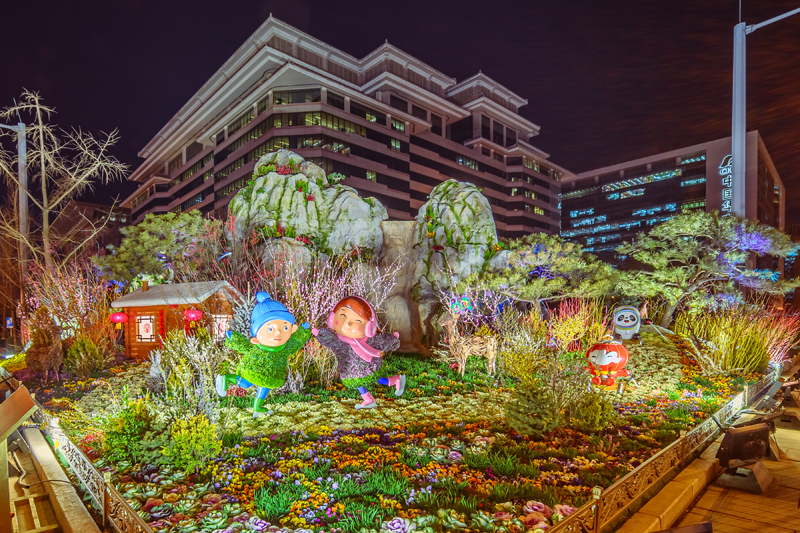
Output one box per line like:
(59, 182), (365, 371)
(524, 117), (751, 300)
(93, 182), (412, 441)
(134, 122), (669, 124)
(560, 131), (784, 256)
(122, 17), (572, 238)
(50, 200), (130, 257)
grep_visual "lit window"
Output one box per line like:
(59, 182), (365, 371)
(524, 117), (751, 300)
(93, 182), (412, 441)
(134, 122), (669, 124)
(524, 157), (538, 171)
(607, 188), (644, 201)
(136, 314), (156, 342)
(573, 215), (607, 227)
(390, 138), (401, 152)
(366, 171), (377, 182)
(456, 155), (479, 171)
(680, 155), (706, 165)
(570, 208), (594, 218)
(681, 177), (706, 187)
(391, 119), (405, 133)
(602, 169), (681, 192)
(562, 187), (599, 200)
(682, 199), (706, 211)
(523, 205), (548, 216)
(365, 112), (378, 123)
(212, 315), (232, 341)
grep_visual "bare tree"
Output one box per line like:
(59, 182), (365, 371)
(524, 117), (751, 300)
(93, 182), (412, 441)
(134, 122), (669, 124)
(0, 90), (128, 268)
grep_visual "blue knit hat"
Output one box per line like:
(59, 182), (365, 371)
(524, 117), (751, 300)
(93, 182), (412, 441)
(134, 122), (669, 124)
(250, 292), (295, 337)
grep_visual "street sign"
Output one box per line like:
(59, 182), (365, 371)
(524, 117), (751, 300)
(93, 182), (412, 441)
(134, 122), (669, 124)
(5, 317), (12, 328)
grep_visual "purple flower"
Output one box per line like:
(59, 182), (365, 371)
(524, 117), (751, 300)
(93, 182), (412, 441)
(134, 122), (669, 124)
(332, 482), (339, 490)
(380, 517), (416, 533)
(447, 451), (463, 462)
(246, 516), (270, 531)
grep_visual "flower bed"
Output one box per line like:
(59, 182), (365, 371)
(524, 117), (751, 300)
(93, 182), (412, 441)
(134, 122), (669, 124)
(44, 335), (767, 533)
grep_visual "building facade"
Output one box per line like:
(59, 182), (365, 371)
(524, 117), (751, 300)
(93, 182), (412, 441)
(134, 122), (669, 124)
(560, 131), (785, 256)
(122, 17), (572, 238)
(50, 200), (131, 258)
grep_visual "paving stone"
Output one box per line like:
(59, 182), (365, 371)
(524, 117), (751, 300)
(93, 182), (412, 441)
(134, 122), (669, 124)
(638, 480), (694, 529)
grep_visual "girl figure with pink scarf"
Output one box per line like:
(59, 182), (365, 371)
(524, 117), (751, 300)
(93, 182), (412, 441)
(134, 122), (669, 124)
(313, 296), (404, 409)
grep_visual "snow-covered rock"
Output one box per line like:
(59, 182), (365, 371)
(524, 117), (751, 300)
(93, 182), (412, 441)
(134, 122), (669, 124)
(227, 150), (387, 255)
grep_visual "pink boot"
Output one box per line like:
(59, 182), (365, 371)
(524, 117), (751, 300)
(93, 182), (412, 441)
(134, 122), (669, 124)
(387, 375), (406, 397)
(355, 391), (377, 409)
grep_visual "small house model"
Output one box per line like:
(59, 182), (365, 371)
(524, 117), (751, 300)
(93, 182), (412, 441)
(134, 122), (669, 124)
(111, 281), (239, 359)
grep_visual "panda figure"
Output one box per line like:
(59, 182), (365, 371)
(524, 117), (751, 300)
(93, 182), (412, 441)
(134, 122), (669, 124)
(613, 306), (641, 342)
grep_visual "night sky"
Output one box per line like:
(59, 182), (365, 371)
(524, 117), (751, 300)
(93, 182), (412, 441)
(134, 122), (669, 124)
(2, 0), (799, 225)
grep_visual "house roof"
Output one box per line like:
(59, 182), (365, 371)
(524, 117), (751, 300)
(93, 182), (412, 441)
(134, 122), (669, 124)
(111, 281), (239, 308)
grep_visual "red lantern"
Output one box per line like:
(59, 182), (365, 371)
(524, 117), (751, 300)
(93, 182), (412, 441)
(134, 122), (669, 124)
(586, 341), (630, 386)
(184, 308), (203, 328)
(110, 312), (128, 330)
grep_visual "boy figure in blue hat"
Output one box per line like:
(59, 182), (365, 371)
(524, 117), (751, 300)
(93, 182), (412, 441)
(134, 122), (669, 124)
(216, 292), (311, 417)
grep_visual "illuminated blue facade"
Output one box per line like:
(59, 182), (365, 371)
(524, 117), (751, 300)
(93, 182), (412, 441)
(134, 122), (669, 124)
(561, 153), (707, 255)
(560, 133), (784, 259)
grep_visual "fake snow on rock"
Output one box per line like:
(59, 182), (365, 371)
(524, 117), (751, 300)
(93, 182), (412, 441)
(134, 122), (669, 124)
(411, 180), (503, 339)
(412, 180), (499, 291)
(227, 149), (388, 256)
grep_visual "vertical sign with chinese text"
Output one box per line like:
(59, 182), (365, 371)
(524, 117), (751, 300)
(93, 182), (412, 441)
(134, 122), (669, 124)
(719, 154), (733, 214)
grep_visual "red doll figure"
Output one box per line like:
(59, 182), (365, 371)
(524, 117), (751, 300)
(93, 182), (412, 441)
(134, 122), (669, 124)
(586, 341), (631, 386)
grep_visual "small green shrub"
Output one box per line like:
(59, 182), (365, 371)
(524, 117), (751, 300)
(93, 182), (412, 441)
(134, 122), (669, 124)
(301, 458), (332, 480)
(486, 451), (520, 478)
(462, 451), (492, 470)
(30, 307), (54, 348)
(505, 384), (563, 436)
(65, 336), (109, 379)
(103, 397), (155, 463)
(566, 388), (618, 433)
(163, 414), (222, 474)
(135, 421), (172, 466)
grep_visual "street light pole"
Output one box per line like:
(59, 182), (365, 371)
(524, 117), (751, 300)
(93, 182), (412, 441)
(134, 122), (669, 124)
(0, 122), (28, 347)
(732, 7), (800, 218)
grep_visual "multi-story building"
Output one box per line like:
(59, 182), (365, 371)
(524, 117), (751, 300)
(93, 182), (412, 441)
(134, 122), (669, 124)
(50, 200), (131, 257)
(122, 17), (573, 238)
(560, 131), (785, 257)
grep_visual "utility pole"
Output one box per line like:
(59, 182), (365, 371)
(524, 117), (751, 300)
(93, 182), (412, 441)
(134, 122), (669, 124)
(0, 122), (28, 348)
(732, 6), (800, 218)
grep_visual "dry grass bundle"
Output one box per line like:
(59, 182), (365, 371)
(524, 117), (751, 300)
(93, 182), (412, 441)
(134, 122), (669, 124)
(673, 301), (798, 374)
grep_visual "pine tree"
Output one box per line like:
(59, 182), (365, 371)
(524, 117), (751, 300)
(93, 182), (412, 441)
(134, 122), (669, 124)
(617, 211), (800, 326)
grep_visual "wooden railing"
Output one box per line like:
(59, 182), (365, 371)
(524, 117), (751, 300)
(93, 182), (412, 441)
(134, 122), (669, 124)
(17, 365), (781, 533)
(33, 400), (154, 533)
(550, 368), (779, 533)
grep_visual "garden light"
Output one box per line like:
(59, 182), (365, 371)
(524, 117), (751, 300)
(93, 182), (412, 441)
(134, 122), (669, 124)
(110, 312), (128, 329)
